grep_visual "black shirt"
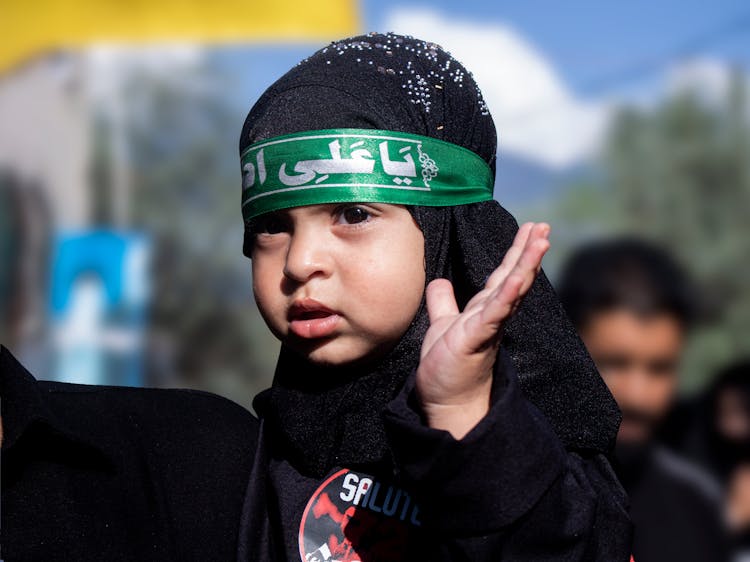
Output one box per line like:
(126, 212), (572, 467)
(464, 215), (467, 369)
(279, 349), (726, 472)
(0, 346), (258, 561)
(616, 444), (729, 562)
(239, 357), (634, 561)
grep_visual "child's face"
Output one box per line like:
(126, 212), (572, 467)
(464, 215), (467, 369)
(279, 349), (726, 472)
(251, 203), (426, 366)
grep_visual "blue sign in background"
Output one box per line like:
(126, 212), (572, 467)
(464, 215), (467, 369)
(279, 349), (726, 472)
(49, 230), (150, 387)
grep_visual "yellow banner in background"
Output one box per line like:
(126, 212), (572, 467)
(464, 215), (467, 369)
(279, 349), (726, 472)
(1, 0), (360, 73)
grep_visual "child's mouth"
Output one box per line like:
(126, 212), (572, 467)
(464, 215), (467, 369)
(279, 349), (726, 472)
(288, 299), (341, 339)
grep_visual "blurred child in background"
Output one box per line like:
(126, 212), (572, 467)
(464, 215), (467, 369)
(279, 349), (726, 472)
(558, 238), (728, 562)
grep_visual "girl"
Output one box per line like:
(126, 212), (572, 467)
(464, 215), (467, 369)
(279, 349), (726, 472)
(237, 33), (631, 561)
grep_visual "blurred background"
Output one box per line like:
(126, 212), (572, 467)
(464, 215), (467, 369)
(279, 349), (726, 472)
(2, 1), (750, 559)
(1, 0), (748, 408)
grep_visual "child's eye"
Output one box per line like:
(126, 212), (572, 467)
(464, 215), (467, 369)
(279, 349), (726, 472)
(335, 205), (372, 225)
(251, 213), (289, 235)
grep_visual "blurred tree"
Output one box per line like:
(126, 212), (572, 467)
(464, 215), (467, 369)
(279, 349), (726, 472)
(91, 59), (278, 410)
(89, 113), (115, 226)
(0, 171), (20, 347)
(554, 69), (750, 391)
(0, 172), (51, 355)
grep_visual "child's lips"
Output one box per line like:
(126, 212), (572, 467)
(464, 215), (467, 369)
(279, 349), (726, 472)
(288, 299), (341, 339)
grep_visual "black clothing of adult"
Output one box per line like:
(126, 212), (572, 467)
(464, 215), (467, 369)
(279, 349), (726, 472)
(1, 346), (258, 562)
(616, 445), (729, 562)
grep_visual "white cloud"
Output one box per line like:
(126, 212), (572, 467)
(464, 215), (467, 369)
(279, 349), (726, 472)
(383, 7), (611, 169)
(664, 57), (746, 107)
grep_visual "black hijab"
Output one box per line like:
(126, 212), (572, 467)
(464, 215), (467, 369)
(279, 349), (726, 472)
(240, 33), (620, 477)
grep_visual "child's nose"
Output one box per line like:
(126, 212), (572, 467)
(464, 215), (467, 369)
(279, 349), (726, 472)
(283, 228), (331, 283)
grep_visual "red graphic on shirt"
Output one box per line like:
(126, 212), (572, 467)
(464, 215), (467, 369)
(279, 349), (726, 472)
(298, 469), (422, 562)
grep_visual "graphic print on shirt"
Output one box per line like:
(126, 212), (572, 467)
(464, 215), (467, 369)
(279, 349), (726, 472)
(299, 468), (422, 562)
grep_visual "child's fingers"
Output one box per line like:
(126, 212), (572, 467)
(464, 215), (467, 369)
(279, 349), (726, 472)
(432, 224), (550, 350)
(464, 230), (550, 342)
(425, 278), (459, 323)
(484, 222), (535, 291)
(465, 223), (548, 316)
(483, 273), (525, 326)
(463, 273), (524, 345)
(509, 225), (550, 296)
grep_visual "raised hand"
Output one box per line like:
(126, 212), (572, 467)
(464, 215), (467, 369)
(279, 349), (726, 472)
(416, 222), (551, 439)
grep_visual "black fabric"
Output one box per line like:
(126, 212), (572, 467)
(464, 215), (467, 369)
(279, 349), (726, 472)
(614, 443), (729, 562)
(239, 35), (497, 182)
(0, 346), (258, 561)
(382, 350), (568, 533)
(242, 33), (620, 479)
(238, 351), (632, 561)
(383, 359), (632, 561)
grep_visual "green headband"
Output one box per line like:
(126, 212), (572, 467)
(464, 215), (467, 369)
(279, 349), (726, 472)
(241, 128), (494, 221)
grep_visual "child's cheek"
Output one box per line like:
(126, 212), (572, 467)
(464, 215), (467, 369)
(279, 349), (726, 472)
(251, 256), (287, 339)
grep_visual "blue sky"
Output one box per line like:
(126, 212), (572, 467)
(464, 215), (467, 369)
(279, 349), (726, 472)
(223, 0), (750, 107)
(364, 0), (750, 97)
(215, 1), (749, 168)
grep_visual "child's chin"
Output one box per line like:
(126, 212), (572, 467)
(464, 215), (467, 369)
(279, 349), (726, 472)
(288, 337), (380, 368)
(298, 345), (361, 367)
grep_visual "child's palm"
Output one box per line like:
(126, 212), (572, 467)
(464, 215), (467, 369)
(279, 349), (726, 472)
(416, 223), (550, 438)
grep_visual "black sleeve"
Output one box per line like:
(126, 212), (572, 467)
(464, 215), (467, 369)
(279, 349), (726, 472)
(382, 351), (632, 561)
